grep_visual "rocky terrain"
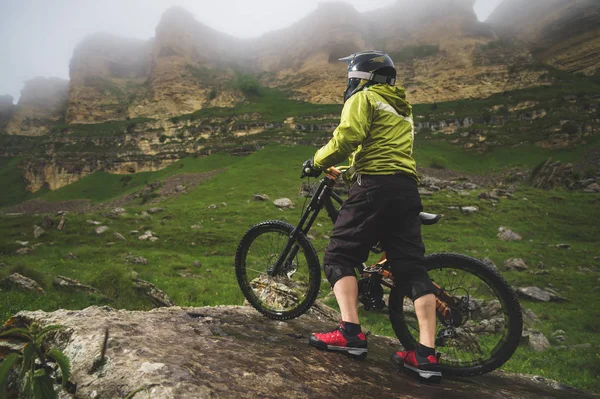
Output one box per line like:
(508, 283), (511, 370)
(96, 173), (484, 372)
(0, 306), (595, 399)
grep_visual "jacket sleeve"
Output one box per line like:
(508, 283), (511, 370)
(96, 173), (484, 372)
(313, 91), (373, 169)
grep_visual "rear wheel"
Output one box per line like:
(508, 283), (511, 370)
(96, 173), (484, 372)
(235, 220), (321, 320)
(388, 253), (523, 377)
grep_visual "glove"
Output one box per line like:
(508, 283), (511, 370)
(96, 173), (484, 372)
(301, 158), (322, 178)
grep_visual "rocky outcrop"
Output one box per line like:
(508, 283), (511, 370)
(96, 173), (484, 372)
(6, 77), (69, 136)
(530, 159), (576, 190)
(256, 0), (547, 105)
(66, 33), (152, 124)
(488, 0), (600, 76)
(0, 306), (594, 399)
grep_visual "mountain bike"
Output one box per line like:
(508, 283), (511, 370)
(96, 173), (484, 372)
(234, 167), (523, 377)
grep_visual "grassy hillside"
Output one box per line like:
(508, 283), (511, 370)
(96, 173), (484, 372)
(0, 144), (599, 393)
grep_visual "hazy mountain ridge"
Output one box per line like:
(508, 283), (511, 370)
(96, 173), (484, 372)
(3, 0), (598, 133)
(488, 0), (600, 76)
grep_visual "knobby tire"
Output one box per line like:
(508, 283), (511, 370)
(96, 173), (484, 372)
(234, 220), (321, 320)
(388, 253), (523, 377)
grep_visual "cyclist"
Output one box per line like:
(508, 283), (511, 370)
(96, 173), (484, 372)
(301, 50), (441, 381)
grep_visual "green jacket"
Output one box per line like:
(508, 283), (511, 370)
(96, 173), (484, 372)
(313, 84), (417, 180)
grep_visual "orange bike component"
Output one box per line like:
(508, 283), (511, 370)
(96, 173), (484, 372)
(370, 254), (454, 319)
(326, 166), (342, 180)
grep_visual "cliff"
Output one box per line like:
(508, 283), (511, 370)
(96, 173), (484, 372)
(1, 306), (595, 399)
(253, 0), (546, 105)
(7, 0), (596, 133)
(6, 77), (69, 136)
(488, 0), (600, 76)
(66, 33), (152, 124)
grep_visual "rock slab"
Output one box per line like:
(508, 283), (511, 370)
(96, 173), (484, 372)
(1, 306), (594, 399)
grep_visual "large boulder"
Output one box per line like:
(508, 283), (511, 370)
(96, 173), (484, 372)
(1, 306), (594, 399)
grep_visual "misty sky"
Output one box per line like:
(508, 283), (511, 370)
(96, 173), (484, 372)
(0, 0), (503, 102)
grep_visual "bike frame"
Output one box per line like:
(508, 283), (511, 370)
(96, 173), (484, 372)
(268, 167), (457, 324)
(268, 169), (341, 277)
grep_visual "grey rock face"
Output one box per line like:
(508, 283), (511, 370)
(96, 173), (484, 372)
(114, 232), (126, 241)
(517, 286), (569, 302)
(2, 306), (594, 399)
(504, 258), (528, 271)
(124, 254), (148, 265)
(133, 279), (174, 307)
(2, 273), (45, 294)
(273, 198), (294, 209)
(461, 206), (479, 214)
(33, 224), (45, 238)
(95, 226), (109, 235)
(518, 286), (552, 301)
(498, 226), (522, 241)
(522, 329), (551, 352)
(53, 276), (107, 299)
(584, 182), (600, 193)
(253, 193), (270, 201)
(15, 247), (32, 255)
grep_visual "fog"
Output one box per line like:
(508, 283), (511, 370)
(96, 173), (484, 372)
(0, 0), (503, 102)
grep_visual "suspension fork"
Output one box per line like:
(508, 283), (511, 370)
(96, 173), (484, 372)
(268, 174), (337, 277)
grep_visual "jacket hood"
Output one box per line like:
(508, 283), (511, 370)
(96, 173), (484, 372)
(368, 84), (412, 116)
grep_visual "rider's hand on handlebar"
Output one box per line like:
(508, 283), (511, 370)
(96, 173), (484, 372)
(301, 158), (322, 178)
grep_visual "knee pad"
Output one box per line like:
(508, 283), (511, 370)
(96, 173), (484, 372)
(324, 264), (356, 288)
(408, 276), (437, 302)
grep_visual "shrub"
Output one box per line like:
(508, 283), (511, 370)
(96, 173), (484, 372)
(583, 168), (597, 179)
(120, 175), (133, 187)
(561, 121), (578, 134)
(429, 157), (447, 169)
(0, 323), (72, 398)
(234, 75), (261, 96)
(159, 135), (168, 143)
(208, 88), (218, 100)
(90, 266), (135, 301)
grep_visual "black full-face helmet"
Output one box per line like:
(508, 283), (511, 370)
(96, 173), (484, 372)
(339, 50), (397, 102)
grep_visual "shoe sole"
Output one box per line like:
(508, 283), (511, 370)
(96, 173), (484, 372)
(310, 340), (367, 359)
(404, 364), (442, 383)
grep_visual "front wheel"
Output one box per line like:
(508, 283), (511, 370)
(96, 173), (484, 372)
(388, 253), (523, 377)
(235, 220), (322, 320)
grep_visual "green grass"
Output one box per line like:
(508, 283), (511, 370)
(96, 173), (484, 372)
(171, 87), (342, 123)
(0, 157), (31, 207)
(414, 137), (599, 174)
(0, 144), (599, 393)
(36, 154), (242, 203)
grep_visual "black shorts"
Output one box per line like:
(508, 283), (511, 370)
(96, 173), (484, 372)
(323, 173), (435, 300)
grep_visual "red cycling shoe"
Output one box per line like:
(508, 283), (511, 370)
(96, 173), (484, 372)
(309, 323), (368, 359)
(392, 349), (442, 382)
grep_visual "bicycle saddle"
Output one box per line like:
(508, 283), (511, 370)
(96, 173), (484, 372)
(419, 212), (441, 225)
